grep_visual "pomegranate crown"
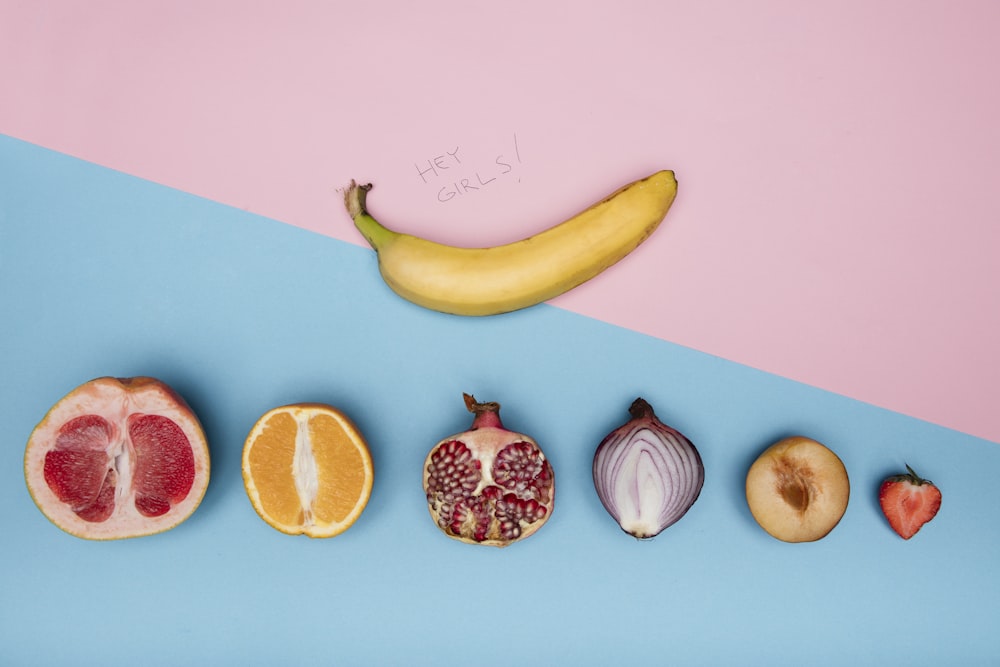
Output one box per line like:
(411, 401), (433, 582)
(462, 393), (504, 430)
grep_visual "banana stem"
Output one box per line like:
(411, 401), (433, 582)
(343, 180), (398, 250)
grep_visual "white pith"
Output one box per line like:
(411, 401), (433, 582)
(292, 412), (320, 526)
(111, 432), (132, 506)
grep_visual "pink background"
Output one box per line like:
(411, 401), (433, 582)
(3, 1), (998, 443)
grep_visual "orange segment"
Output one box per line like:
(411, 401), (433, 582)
(246, 411), (302, 527)
(242, 404), (374, 538)
(310, 414), (369, 525)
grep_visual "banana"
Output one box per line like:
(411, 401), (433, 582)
(343, 170), (678, 316)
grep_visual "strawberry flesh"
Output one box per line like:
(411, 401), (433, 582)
(878, 465), (941, 539)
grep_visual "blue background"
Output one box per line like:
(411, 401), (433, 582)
(2, 135), (998, 666)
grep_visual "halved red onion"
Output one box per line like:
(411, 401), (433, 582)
(592, 398), (704, 539)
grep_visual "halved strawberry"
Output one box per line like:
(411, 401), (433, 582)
(878, 464), (941, 539)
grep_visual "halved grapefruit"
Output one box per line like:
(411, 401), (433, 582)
(24, 376), (211, 540)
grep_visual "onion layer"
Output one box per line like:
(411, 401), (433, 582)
(592, 398), (704, 539)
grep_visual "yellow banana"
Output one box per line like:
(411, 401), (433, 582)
(343, 170), (678, 316)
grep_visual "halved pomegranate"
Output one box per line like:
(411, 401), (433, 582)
(24, 376), (210, 540)
(422, 394), (554, 547)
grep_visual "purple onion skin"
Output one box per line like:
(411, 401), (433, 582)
(592, 398), (704, 539)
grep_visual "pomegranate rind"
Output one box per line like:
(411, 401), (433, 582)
(241, 403), (374, 538)
(23, 376), (211, 540)
(422, 422), (555, 548)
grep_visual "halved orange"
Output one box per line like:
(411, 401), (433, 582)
(242, 403), (374, 538)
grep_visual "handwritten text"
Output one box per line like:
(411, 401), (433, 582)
(413, 134), (523, 202)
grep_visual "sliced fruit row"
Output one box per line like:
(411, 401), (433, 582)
(23, 377), (939, 543)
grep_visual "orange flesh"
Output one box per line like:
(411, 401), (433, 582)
(310, 414), (367, 524)
(247, 412), (303, 527)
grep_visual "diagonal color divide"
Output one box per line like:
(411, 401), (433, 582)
(2, 3), (998, 443)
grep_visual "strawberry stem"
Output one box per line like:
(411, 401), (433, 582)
(904, 463), (932, 486)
